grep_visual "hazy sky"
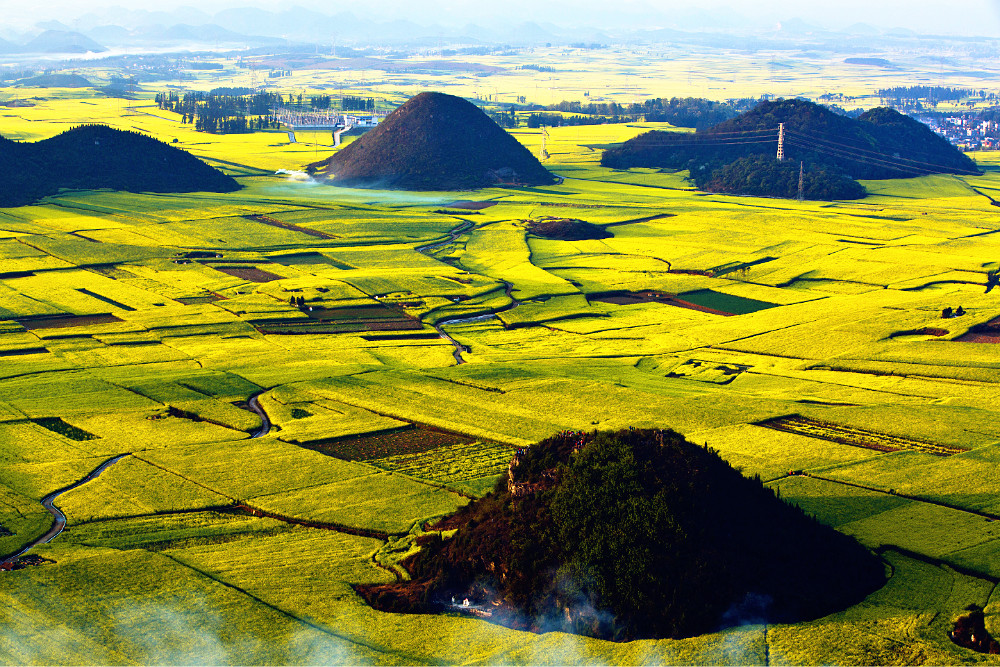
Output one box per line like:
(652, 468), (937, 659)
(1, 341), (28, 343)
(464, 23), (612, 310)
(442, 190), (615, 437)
(3, 0), (1000, 36)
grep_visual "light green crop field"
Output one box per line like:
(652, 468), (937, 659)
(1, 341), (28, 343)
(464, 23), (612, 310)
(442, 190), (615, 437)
(4, 66), (1000, 665)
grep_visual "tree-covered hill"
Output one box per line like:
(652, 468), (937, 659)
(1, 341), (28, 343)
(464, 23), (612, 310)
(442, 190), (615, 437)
(601, 99), (978, 199)
(358, 428), (885, 641)
(0, 124), (240, 207)
(309, 92), (556, 190)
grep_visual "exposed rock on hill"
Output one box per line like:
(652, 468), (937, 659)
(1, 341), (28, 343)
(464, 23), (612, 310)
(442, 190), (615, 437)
(0, 124), (240, 207)
(358, 428), (885, 641)
(308, 91), (556, 190)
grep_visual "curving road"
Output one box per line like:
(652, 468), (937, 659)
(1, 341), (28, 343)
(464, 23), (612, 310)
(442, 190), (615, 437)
(432, 282), (522, 364)
(248, 393), (272, 438)
(0, 453), (131, 567)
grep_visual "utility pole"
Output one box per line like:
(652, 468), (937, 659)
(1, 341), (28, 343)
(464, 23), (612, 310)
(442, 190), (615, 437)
(777, 122), (785, 162)
(797, 161), (804, 201)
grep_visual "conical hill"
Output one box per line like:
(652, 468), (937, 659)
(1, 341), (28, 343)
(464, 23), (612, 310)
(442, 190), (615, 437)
(309, 92), (556, 190)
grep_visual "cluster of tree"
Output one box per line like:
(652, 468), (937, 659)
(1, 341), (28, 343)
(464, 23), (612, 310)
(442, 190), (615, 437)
(520, 97), (736, 128)
(100, 74), (139, 99)
(539, 99), (632, 117)
(342, 96), (375, 111)
(876, 86), (976, 104)
(361, 428), (885, 641)
(518, 64), (555, 72)
(602, 99), (978, 198)
(526, 113), (609, 128)
(310, 95), (332, 109)
(641, 96), (738, 129)
(697, 157), (866, 200)
(0, 124), (239, 207)
(155, 90), (282, 134)
(490, 108), (518, 129)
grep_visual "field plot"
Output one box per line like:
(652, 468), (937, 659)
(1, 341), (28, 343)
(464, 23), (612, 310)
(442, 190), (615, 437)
(5, 75), (1000, 665)
(757, 415), (966, 456)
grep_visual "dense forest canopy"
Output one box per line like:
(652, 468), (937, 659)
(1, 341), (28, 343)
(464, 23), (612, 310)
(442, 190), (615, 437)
(359, 428), (885, 641)
(601, 98), (978, 199)
(0, 124), (239, 207)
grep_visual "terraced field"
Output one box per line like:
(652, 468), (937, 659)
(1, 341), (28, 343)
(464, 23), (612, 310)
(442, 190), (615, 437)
(3, 76), (1000, 665)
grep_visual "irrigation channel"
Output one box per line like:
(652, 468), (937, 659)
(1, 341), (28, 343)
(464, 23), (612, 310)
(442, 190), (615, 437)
(415, 220), (523, 364)
(0, 392), (274, 569)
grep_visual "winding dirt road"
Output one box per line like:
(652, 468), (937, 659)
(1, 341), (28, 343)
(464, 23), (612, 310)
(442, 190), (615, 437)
(432, 282), (522, 364)
(417, 221), (525, 364)
(248, 393), (272, 438)
(0, 453), (131, 567)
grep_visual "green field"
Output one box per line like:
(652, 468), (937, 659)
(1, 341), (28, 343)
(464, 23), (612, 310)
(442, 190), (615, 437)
(3, 65), (1000, 665)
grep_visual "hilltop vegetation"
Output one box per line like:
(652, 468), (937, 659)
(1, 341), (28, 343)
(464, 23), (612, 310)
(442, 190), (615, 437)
(602, 99), (978, 199)
(0, 124), (239, 206)
(309, 91), (556, 190)
(362, 429), (885, 641)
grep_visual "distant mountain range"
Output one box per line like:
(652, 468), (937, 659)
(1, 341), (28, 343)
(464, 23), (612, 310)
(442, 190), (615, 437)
(0, 4), (991, 53)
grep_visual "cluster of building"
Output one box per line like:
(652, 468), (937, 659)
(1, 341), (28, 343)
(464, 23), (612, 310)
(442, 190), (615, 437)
(919, 114), (1000, 151)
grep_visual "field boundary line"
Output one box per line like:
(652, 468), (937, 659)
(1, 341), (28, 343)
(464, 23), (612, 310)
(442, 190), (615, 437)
(155, 552), (439, 665)
(793, 471), (1000, 522)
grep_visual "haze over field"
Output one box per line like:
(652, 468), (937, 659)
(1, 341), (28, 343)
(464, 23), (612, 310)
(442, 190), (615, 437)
(5, 0), (1000, 663)
(4, 0), (1000, 39)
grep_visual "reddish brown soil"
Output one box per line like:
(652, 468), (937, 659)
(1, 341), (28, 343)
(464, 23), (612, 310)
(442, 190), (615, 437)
(301, 425), (473, 461)
(17, 314), (123, 329)
(365, 320), (424, 331)
(590, 291), (734, 316)
(243, 213), (336, 239)
(214, 266), (282, 283)
(955, 316), (1000, 343)
(446, 201), (498, 210)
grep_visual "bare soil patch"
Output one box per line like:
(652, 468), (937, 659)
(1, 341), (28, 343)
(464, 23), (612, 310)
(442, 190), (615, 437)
(300, 425), (473, 461)
(17, 314), (123, 330)
(590, 291), (734, 316)
(243, 213), (336, 239)
(213, 266), (282, 283)
(955, 316), (1000, 343)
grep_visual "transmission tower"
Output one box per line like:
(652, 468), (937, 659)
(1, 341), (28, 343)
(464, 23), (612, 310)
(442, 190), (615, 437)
(539, 126), (549, 161)
(777, 122), (786, 162)
(797, 161), (804, 201)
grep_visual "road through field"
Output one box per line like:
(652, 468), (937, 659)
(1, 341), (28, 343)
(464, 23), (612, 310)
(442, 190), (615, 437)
(0, 453), (131, 567)
(248, 393), (272, 438)
(416, 220), (524, 364)
(433, 281), (522, 364)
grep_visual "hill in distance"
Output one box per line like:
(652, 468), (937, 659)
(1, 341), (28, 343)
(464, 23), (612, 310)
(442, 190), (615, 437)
(309, 91), (557, 190)
(602, 99), (979, 199)
(358, 428), (885, 641)
(0, 125), (240, 207)
(14, 73), (93, 88)
(22, 30), (106, 54)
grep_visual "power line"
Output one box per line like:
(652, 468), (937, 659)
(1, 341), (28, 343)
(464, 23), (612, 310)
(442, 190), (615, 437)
(785, 129), (978, 174)
(784, 136), (936, 174)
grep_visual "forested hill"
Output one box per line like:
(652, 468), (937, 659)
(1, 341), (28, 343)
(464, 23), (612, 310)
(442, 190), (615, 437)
(309, 91), (556, 190)
(0, 124), (240, 207)
(602, 99), (979, 181)
(358, 428), (885, 641)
